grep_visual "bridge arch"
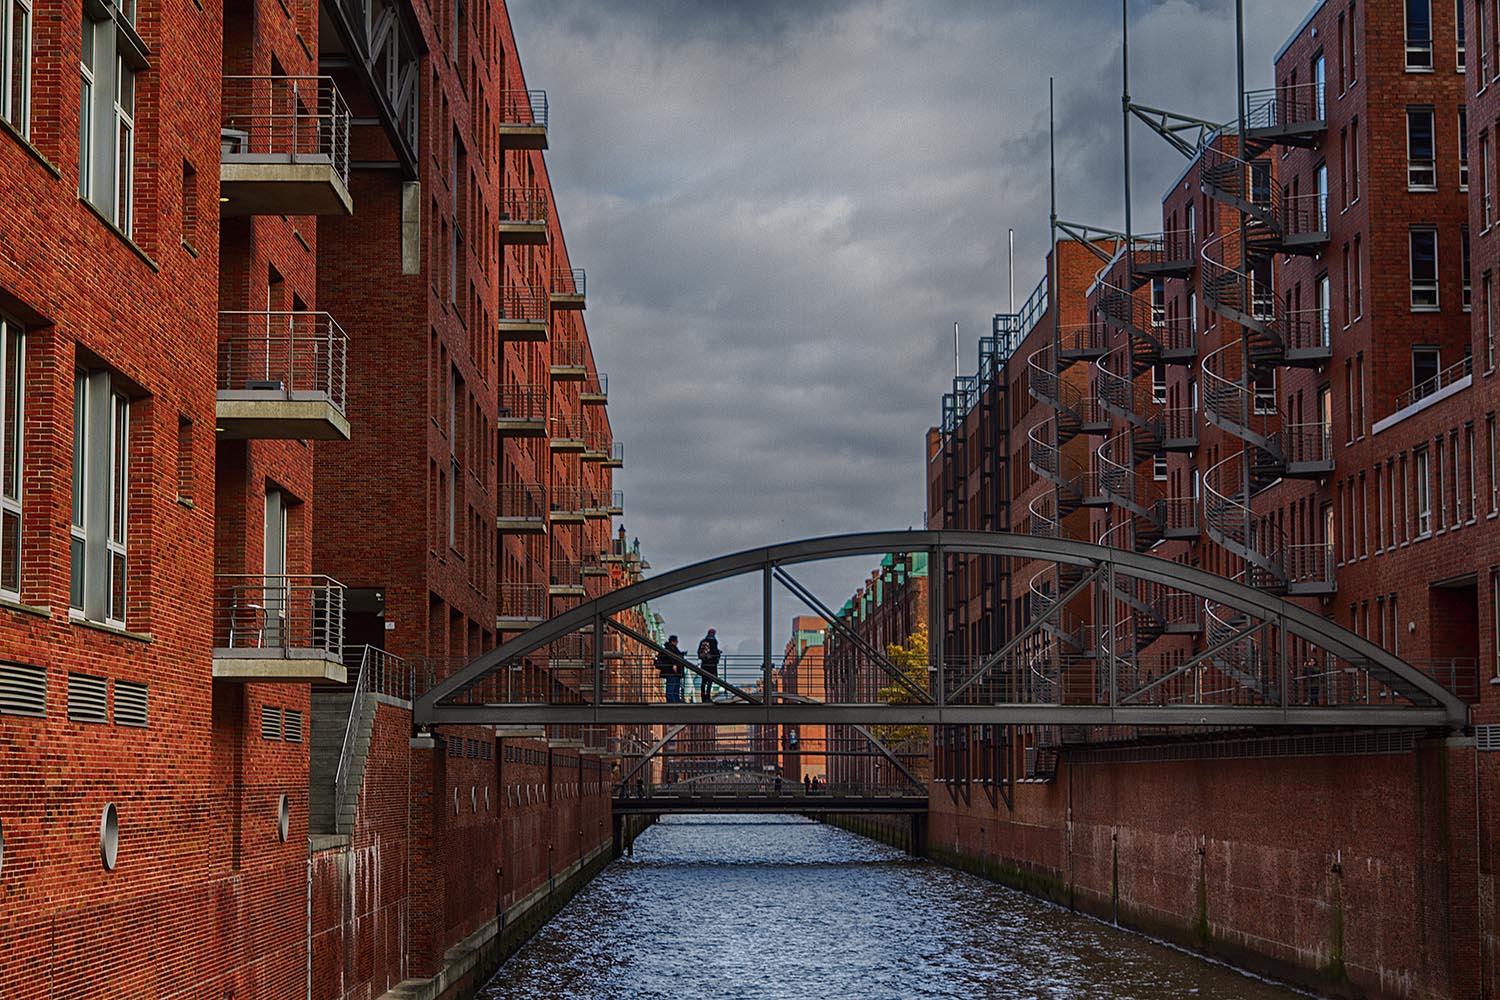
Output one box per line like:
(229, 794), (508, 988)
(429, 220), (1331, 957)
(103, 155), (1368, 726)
(415, 531), (1469, 731)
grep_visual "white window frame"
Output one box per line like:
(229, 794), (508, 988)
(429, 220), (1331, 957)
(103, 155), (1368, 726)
(1410, 227), (1440, 310)
(1415, 447), (1432, 536)
(1151, 363), (1166, 404)
(1460, 107), (1470, 190)
(1, 0), (31, 138)
(0, 315), (22, 599)
(79, 11), (144, 236)
(1407, 107), (1437, 189)
(1483, 134), (1493, 228)
(71, 369), (131, 628)
(1407, 0), (1434, 70)
(1317, 274), (1331, 346)
(1459, 0), (1468, 71)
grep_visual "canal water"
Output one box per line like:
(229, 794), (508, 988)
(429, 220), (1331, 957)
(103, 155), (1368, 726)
(479, 815), (1305, 1000)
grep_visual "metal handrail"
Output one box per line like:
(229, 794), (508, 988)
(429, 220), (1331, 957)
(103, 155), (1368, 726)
(498, 582), (548, 619)
(500, 286), (548, 322)
(499, 186), (548, 224)
(552, 268), (585, 297)
(549, 485), (587, 514)
(1243, 81), (1325, 131)
(221, 75), (351, 185)
(551, 339), (587, 368)
(501, 89), (548, 128)
(499, 482), (547, 520)
(213, 574), (345, 656)
(333, 645), (373, 816)
(1396, 354), (1472, 411)
(217, 311), (349, 412)
(498, 384), (548, 421)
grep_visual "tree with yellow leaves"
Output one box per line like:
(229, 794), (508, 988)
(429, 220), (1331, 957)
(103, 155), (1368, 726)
(871, 624), (930, 746)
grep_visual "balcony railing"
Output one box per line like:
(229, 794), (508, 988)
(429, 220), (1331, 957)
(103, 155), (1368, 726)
(551, 268), (586, 308)
(550, 414), (587, 449)
(213, 574), (346, 674)
(498, 583), (548, 625)
(216, 311), (350, 440)
(550, 560), (584, 589)
(549, 485), (587, 520)
(220, 75), (352, 215)
(550, 339), (587, 378)
(1243, 82), (1325, 133)
(498, 384), (549, 429)
(499, 89), (549, 149)
(604, 442), (624, 467)
(498, 482), (547, 525)
(498, 187), (549, 244)
(581, 371), (608, 403)
(499, 286), (549, 341)
(1396, 355), (1472, 412)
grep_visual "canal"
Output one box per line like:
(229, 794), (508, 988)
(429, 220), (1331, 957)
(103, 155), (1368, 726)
(479, 815), (1305, 999)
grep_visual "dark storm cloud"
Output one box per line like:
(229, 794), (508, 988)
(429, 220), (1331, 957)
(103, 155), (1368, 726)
(509, 0), (1312, 648)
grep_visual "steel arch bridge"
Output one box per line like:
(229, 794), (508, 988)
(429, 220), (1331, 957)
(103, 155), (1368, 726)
(414, 531), (1469, 731)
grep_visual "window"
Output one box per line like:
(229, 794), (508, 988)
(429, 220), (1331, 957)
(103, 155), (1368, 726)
(1, 0), (30, 137)
(181, 161), (198, 249)
(1489, 272), (1498, 369)
(1412, 346), (1442, 400)
(1151, 364), (1166, 404)
(71, 370), (130, 627)
(1188, 291), (1197, 337)
(0, 316), (20, 598)
(1339, 128), (1350, 209)
(1349, 117), (1361, 201)
(1153, 453), (1167, 481)
(1480, 0), (1491, 77)
(1407, 0), (1433, 69)
(1483, 133), (1493, 227)
(1461, 106), (1470, 189)
(1313, 52), (1326, 118)
(1315, 162), (1328, 230)
(1253, 369), (1276, 415)
(1353, 236), (1363, 319)
(1459, 0), (1467, 70)
(1410, 228), (1439, 308)
(1464, 226), (1473, 310)
(79, 10), (143, 235)
(1408, 108), (1436, 188)
(1185, 202), (1195, 251)
(1468, 424), (1478, 520)
(1349, 1), (1359, 82)
(1415, 447), (1432, 535)
(1317, 273), (1331, 346)
(1338, 12), (1348, 91)
(1491, 415), (1499, 513)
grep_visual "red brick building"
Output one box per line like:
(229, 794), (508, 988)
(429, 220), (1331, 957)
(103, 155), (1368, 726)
(925, 2), (1500, 995)
(0, 0), (634, 996)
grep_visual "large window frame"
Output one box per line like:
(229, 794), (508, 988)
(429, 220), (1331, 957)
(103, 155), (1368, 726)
(1407, 107), (1437, 189)
(1410, 227), (1440, 310)
(1407, 0), (1434, 70)
(0, 315), (21, 599)
(71, 368), (131, 628)
(1415, 447), (1432, 536)
(1, 0), (30, 138)
(79, 5), (147, 236)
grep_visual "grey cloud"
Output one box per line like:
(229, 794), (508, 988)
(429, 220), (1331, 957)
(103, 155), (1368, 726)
(512, 0), (1313, 650)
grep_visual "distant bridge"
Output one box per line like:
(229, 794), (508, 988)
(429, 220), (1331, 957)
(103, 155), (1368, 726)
(415, 532), (1470, 731)
(611, 777), (928, 816)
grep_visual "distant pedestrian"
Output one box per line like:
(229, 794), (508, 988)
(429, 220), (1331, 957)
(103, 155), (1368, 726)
(656, 635), (686, 703)
(697, 628), (721, 702)
(803, 774), (812, 795)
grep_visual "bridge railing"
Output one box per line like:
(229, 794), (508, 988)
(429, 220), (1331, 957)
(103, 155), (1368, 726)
(612, 780), (928, 800)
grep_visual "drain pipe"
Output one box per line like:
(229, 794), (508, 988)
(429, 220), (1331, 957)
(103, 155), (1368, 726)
(305, 834), (313, 1000)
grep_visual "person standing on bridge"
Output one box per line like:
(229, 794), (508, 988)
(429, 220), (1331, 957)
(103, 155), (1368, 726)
(697, 628), (721, 702)
(657, 635), (687, 703)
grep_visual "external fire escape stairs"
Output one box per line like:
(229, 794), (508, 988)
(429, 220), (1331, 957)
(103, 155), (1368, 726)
(310, 682), (378, 837)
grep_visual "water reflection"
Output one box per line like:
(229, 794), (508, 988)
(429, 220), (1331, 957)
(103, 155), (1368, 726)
(480, 815), (1304, 1000)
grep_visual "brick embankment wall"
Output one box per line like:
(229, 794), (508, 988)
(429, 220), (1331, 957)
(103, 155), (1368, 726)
(821, 814), (921, 855)
(924, 737), (1488, 1000)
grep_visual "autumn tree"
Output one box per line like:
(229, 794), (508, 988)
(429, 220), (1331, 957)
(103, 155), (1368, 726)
(871, 624), (930, 746)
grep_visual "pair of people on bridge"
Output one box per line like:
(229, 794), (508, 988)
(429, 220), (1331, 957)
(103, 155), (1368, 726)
(655, 629), (721, 703)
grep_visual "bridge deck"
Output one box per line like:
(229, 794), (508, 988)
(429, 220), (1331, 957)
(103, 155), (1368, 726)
(612, 794), (929, 815)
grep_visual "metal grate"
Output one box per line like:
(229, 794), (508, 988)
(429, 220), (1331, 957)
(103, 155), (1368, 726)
(261, 705), (283, 741)
(0, 661), (46, 717)
(113, 681), (148, 728)
(67, 673), (108, 724)
(1478, 725), (1500, 752)
(282, 708), (303, 743)
(447, 737), (461, 757)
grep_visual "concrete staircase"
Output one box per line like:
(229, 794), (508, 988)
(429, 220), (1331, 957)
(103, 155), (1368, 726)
(310, 690), (377, 836)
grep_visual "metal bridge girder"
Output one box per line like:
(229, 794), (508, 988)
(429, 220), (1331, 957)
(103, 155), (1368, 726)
(414, 531), (1469, 731)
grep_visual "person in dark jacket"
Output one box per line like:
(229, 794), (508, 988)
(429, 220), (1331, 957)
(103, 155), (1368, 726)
(656, 635), (686, 703)
(697, 628), (721, 702)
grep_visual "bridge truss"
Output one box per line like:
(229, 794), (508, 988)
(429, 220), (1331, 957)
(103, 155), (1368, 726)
(414, 532), (1469, 731)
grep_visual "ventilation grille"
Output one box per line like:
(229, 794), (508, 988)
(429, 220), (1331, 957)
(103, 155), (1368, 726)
(261, 705), (283, 741)
(0, 661), (46, 717)
(67, 673), (108, 724)
(467, 738), (478, 758)
(282, 709), (303, 743)
(1478, 725), (1500, 752)
(113, 681), (148, 728)
(447, 737), (461, 757)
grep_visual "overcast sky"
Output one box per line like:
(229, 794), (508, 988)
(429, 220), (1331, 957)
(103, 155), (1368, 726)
(507, 0), (1311, 659)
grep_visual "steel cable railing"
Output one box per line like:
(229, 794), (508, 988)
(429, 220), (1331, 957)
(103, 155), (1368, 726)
(221, 75), (351, 185)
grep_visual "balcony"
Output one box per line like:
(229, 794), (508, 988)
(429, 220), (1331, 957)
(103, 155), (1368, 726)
(497, 583), (548, 631)
(221, 76), (352, 216)
(549, 485), (587, 524)
(213, 575), (346, 683)
(217, 311), (350, 440)
(580, 371), (608, 405)
(499, 89), (548, 150)
(585, 489), (624, 519)
(1242, 83), (1325, 149)
(551, 268), (586, 310)
(550, 414), (587, 452)
(603, 442), (624, 469)
(1285, 543), (1336, 596)
(498, 483), (547, 534)
(498, 384), (548, 436)
(549, 560), (586, 597)
(582, 556), (611, 578)
(498, 187), (549, 245)
(582, 429), (610, 462)
(1281, 422), (1334, 478)
(499, 287), (549, 342)
(550, 339), (587, 381)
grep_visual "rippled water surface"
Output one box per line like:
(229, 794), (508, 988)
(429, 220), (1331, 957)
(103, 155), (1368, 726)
(479, 815), (1304, 1000)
